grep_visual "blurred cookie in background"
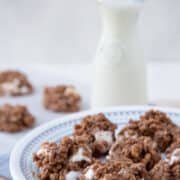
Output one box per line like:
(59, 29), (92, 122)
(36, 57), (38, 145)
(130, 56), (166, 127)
(0, 70), (33, 96)
(0, 104), (35, 133)
(43, 85), (81, 112)
(0, 176), (8, 180)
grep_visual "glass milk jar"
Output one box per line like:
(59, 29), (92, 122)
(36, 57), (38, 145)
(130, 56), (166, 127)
(92, 0), (147, 108)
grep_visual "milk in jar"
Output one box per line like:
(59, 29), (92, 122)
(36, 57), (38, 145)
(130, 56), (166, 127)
(92, 0), (147, 108)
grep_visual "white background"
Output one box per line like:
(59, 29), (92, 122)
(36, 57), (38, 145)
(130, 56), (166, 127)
(0, 0), (180, 64)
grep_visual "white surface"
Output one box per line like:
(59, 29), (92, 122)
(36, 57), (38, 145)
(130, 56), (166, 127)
(0, 0), (180, 63)
(10, 106), (180, 180)
(0, 65), (90, 154)
(148, 62), (180, 101)
(1, 62), (180, 154)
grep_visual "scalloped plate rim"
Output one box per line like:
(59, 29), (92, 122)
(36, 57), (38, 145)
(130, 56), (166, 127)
(10, 105), (180, 180)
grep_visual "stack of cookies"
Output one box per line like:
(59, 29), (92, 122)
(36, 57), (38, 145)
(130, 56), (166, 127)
(32, 110), (180, 180)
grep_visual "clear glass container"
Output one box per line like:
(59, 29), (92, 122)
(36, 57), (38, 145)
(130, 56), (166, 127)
(92, 0), (147, 108)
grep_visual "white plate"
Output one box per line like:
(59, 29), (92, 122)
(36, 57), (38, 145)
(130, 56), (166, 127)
(10, 106), (180, 180)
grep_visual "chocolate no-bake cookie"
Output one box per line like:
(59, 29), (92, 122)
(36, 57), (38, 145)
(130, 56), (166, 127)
(150, 148), (180, 180)
(80, 160), (150, 180)
(74, 113), (117, 156)
(0, 104), (35, 132)
(172, 127), (180, 142)
(33, 137), (94, 180)
(43, 86), (81, 112)
(0, 176), (8, 180)
(32, 109), (180, 180)
(166, 139), (180, 156)
(109, 136), (160, 170)
(150, 160), (172, 180)
(119, 110), (177, 152)
(0, 70), (33, 96)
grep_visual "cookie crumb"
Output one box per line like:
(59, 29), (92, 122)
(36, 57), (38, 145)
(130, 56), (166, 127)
(109, 136), (160, 170)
